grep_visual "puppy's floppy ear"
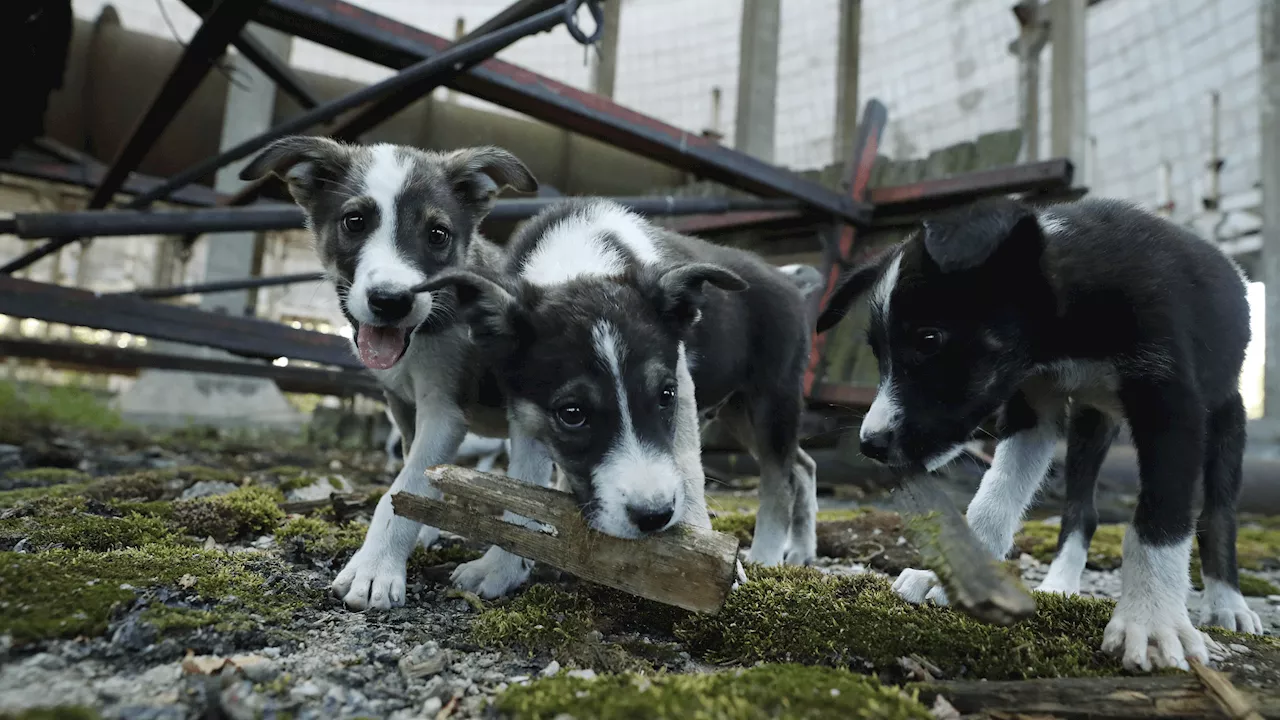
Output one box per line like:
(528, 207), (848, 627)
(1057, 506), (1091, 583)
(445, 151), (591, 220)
(239, 135), (351, 207)
(814, 249), (896, 334)
(414, 269), (530, 349)
(444, 146), (538, 219)
(921, 200), (1044, 274)
(642, 262), (747, 331)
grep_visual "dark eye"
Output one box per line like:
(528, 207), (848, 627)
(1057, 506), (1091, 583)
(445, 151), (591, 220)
(913, 327), (947, 356)
(556, 404), (586, 429)
(658, 382), (677, 409)
(428, 225), (451, 249)
(342, 211), (365, 234)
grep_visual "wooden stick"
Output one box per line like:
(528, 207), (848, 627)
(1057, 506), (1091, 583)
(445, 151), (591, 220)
(391, 465), (741, 614)
(892, 474), (1037, 626)
(1190, 657), (1266, 720)
(912, 674), (1280, 719)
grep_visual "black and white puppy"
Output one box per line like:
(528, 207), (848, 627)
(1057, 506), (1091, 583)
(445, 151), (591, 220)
(423, 198), (819, 563)
(817, 197), (1262, 671)
(241, 137), (552, 608)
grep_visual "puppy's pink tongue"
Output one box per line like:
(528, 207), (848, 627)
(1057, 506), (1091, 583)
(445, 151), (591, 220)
(356, 325), (408, 370)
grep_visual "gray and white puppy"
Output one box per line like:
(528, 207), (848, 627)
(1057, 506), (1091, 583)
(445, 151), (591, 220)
(241, 137), (551, 609)
(423, 198), (819, 564)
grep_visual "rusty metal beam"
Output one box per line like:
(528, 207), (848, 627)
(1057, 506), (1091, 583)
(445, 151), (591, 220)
(0, 275), (357, 369)
(0, 0), (260, 275)
(180, 0), (871, 225)
(0, 338), (379, 398)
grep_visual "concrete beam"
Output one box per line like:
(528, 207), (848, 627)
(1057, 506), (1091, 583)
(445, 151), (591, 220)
(1261, 0), (1280, 420)
(734, 0), (780, 162)
(1049, 0), (1087, 179)
(833, 0), (861, 164)
(202, 22), (290, 317)
(590, 0), (621, 98)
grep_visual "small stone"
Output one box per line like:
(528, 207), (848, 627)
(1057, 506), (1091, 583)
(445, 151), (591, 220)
(219, 680), (264, 720)
(180, 480), (239, 500)
(566, 669), (597, 681)
(1229, 644), (1251, 654)
(422, 697), (443, 715)
(540, 660), (561, 677)
(1244, 664), (1258, 672)
(586, 630), (603, 643)
(290, 680), (324, 700)
(1267, 595), (1280, 606)
(399, 645), (451, 680)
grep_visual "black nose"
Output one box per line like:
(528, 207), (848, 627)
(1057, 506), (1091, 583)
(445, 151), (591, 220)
(860, 430), (893, 463)
(367, 288), (413, 322)
(627, 504), (675, 533)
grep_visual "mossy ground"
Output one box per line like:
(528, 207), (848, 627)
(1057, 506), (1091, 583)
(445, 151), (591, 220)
(172, 485), (284, 542)
(0, 544), (319, 644)
(0, 381), (127, 446)
(1016, 520), (1280, 595)
(495, 664), (931, 720)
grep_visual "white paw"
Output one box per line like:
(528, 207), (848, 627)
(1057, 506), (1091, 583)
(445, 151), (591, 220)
(416, 525), (441, 550)
(451, 546), (532, 599)
(333, 549), (407, 610)
(892, 568), (949, 606)
(745, 543), (786, 567)
(1102, 602), (1208, 672)
(1034, 577), (1081, 596)
(1200, 591), (1264, 635)
(783, 546), (815, 566)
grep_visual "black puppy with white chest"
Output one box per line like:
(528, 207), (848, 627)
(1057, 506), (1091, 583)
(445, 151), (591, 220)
(818, 197), (1261, 672)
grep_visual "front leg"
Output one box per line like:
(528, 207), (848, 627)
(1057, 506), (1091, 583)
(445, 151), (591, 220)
(894, 391), (1063, 606)
(1102, 378), (1208, 672)
(450, 426), (554, 599)
(333, 396), (466, 610)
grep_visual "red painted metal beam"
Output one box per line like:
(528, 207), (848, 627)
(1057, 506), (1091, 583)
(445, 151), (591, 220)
(803, 100), (887, 399)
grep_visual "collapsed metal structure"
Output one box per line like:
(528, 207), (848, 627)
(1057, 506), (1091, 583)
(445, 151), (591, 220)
(0, 0), (1077, 408)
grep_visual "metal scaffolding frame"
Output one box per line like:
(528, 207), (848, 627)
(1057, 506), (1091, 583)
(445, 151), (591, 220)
(0, 0), (1078, 406)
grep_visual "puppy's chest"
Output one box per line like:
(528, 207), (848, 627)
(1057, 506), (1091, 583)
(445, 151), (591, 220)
(1037, 359), (1124, 417)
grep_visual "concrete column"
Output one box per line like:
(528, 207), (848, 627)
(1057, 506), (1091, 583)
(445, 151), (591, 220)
(1049, 0), (1087, 177)
(1260, 0), (1280, 421)
(202, 22), (289, 317)
(1009, 0), (1049, 163)
(589, 0), (621, 98)
(833, 0), (861, 163)
(733, 0), (780, 162)
(117, 23), (303, 430)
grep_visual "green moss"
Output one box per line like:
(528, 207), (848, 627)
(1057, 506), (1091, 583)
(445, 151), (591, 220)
(1017, 521), (1280, 573)
(1238, 573), (1280, 597)
(278, 516), (366, 558)
(0, 543), (317, 644)
(710, 512), (756, 544)
(0, 512), (174, 552)
(1, 468), (91, 490)
(675, 566), (1121, 680)
(0, 380), (126, 444)
(494, 664), (930, 720)
(712, 507), (877, 544)
(0, 708), (103, 720)
(472, 584), (598, 654)
(407, 544), (484, 575)
(273, 466), (317, 493)
(172, 486), (283, 542)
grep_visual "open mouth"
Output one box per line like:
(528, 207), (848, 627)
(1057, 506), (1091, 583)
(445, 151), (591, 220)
(355, 324), (410, 370)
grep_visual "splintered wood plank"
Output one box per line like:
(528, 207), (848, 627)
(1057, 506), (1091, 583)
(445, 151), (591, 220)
(893, 474), (1037, 626)
(391, 465), (740, 614)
